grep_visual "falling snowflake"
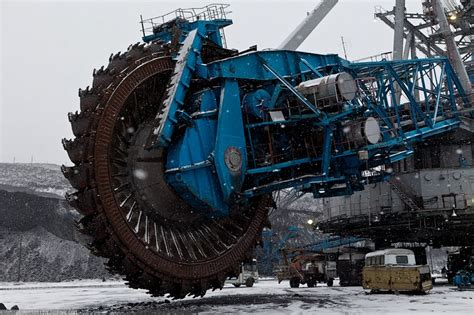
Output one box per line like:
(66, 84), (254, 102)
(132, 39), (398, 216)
(133, 169), (148, 180)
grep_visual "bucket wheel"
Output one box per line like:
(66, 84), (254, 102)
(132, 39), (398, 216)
(62, 41), (271, 298)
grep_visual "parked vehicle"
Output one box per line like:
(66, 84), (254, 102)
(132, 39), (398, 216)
(362, 249), (433, 293)
(324, 250), (338, 283)
(226, 259), (259, 288)
(453, 270), (474, 288)
(276, 249), (334, 288)
(447, 247), (474, 284)
(338, 251), (366, 286)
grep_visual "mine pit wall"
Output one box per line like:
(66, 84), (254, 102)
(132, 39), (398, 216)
(320, 129), (474, 234)
(0, 188), (109, 282)
(0, 190), (79, 241)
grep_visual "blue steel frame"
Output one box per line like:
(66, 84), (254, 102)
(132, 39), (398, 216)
(261, 227), (363, 266)
(142, 12), (469, 217)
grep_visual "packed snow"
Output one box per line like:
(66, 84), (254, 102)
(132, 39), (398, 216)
(0, 279), (472, 313)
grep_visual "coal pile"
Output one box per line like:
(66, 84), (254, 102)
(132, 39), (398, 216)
(0, 163), (109, 282)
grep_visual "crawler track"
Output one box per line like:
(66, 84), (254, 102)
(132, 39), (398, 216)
(62, 41), (271, 298)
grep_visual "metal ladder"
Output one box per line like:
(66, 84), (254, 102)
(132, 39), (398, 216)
(460, 116), (474, 133)
(388, 178), (422, 211)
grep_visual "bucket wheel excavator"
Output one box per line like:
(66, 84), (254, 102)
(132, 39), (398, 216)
(61, 4), (470, 298)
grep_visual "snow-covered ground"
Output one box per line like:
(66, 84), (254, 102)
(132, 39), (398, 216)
(1, 279), (473, 314)
(0, 163), (71, 198)
(0, 280), (153, 312)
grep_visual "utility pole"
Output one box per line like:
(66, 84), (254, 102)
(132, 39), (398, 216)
(341, 36), (348, 60)
(17, 234), (23, 282)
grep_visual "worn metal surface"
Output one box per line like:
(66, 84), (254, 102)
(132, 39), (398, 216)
(278, 0), (339, 50)
(62, 4), (471, 298)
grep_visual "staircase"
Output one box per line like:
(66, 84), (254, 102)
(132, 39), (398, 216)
(388, 178), (422, 211)
(460, 116), (474, 133)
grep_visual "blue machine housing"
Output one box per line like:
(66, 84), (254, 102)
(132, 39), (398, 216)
(453, 270), (474, 287)
(140, 11), (470, 218)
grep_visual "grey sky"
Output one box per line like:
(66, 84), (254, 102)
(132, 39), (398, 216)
(1, 0), (422, 165)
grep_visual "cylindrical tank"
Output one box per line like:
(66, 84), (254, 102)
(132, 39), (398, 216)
(297, 72), (357, 104)
(345, 117), (382, 146)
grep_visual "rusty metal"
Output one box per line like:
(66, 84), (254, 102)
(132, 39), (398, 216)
(62, 43), (271, 298)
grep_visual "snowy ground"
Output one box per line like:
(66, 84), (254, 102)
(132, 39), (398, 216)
(0, 163), (70, 199)
(0, 279), (473, 314)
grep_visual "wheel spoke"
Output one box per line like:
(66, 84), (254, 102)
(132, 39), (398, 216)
(134, 210), (143, 234)
(126, 201), (136, 222)
(120, 193), (132, 207)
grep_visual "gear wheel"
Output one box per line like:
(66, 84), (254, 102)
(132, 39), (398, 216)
(62, 41), (271, 298)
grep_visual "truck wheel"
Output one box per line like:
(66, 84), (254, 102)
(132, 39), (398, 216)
(290, 277), (300, 288)
(327, 279), (334, 287)
(233, 283), (241, 288)
(245, 277), (255, 287)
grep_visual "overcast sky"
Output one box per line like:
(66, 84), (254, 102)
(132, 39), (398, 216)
(1, 0), (422, 165)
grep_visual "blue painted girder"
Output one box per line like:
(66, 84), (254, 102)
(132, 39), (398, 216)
(146, 22), (467, 217)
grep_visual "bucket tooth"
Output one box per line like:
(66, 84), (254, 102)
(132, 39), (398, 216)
(126, 43), (146, 61)
(111, 52), (121, 61)
(92, 68), (113, 90)
(62, 163), (94, 190)
(107, 52), (128, 72)
(66, 188), (98, 215)
(80, 92), (100, 112)
(62, 136), (93, 164)
(69, 111), (95, 137)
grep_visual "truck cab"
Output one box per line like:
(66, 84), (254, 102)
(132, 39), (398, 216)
(276, 250), (335, 288)
(226, 259), (259, 288)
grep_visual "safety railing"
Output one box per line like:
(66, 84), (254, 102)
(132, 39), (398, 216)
(140, 4), (231, 36)
(353, 51), (393, 63)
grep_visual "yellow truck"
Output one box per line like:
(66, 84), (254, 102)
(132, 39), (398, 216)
(362, 249), (433, 293)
